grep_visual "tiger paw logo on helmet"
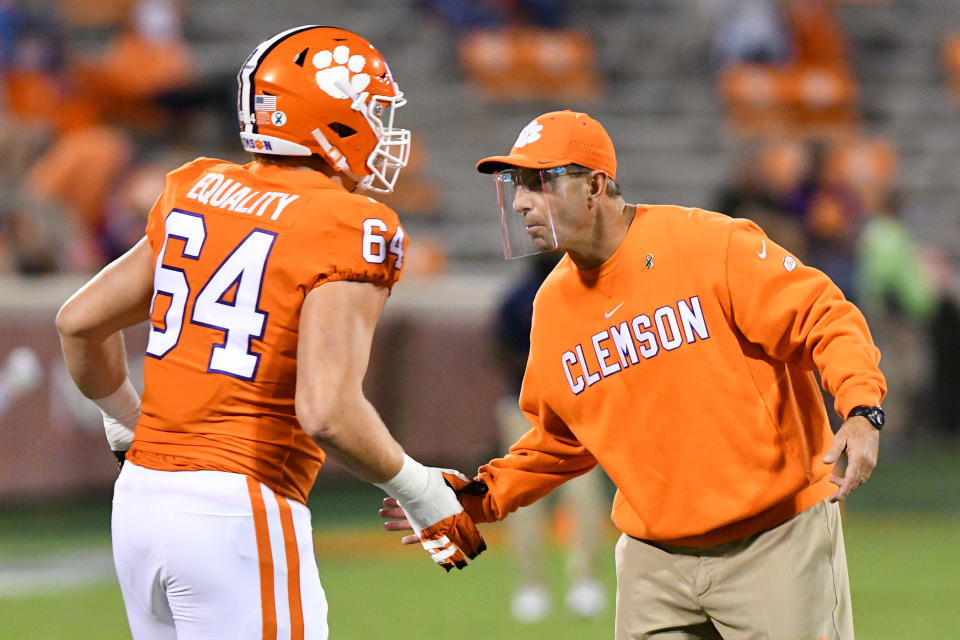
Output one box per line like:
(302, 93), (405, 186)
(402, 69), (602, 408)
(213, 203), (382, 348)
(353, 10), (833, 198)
(514, 121), (544, 148)
(313, 45), (370, 99)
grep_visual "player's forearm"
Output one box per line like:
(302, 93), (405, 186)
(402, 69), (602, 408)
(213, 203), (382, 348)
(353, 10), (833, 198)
(58, 330), (130, 400)
(298, 392), (404, 484)
(56, 243), (153, 400)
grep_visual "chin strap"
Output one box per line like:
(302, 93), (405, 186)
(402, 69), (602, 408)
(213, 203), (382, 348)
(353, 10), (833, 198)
(310, 128), (352, 173)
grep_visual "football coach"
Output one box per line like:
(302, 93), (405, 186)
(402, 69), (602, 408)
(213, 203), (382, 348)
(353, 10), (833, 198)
(385, 110), (885, 639)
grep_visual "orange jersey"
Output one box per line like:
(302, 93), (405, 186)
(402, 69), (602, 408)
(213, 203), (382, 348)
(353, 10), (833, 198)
(127, 158), (407, 504)
(466, 205), (885, 546)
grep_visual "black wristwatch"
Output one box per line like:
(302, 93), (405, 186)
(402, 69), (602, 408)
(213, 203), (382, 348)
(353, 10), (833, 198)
(847, 405), (884, 430)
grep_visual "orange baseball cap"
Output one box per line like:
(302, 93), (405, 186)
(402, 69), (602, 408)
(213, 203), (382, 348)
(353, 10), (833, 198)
(476, 110), (617, 179)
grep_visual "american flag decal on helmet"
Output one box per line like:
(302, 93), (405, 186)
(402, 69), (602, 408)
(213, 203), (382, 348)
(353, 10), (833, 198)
(238, 24), (317, 135)
(254, 95), (277, 112)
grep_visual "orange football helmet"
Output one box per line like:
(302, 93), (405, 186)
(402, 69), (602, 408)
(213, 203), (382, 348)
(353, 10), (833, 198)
(237, 26), (410, 193)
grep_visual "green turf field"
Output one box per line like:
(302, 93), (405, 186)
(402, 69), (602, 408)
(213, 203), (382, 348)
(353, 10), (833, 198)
(0, 444), (958, 639)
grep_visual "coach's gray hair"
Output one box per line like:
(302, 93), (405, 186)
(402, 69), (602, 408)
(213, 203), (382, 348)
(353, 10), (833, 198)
(569, 163), (622, 197)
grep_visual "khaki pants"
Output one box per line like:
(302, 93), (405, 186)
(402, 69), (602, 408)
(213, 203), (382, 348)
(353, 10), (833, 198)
(614, 500), (853, 640)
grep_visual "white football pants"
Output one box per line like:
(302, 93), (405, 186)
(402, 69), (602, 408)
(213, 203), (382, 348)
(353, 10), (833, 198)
(112, 462), (328, 639)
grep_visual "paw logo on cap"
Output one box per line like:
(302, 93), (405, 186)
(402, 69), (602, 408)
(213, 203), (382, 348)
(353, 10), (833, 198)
(514, 120), (544, 148)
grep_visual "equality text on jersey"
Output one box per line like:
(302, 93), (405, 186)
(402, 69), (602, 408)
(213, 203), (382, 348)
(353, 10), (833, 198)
(185, 172), (300, 221)
(561, 296), (711, 395)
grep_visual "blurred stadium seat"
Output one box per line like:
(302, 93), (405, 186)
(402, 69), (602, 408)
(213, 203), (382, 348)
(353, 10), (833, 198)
(720, 62), (859, 135)
(458, 27), (603, 102)
(944, 30), (960, 100)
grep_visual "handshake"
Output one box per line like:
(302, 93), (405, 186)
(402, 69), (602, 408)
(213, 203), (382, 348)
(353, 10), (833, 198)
(376, 457), (489, 572)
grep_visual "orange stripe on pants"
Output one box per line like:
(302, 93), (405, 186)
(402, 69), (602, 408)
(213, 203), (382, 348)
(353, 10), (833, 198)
(275, 494), (305, 640)
(247, 476), (277, 639)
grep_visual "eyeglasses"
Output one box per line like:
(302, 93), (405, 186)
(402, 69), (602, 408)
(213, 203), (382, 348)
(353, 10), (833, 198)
(496, 166), (592, 192)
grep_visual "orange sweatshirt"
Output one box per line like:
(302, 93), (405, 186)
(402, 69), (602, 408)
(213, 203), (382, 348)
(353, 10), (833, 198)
(465, 205), (885, 546)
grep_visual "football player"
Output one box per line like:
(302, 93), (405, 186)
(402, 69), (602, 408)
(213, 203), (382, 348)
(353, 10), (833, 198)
(57, 26), (483, 640)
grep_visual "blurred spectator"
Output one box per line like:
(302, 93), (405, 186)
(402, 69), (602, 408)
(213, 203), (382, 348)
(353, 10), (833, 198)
(21, 123), (134, 271)
(0, 6), (124, 273)
(99, 156), (172, 261)
(921, 247), (960, 439)
(782, 0), (849, 66)
(418, 0), (508, 30)
(717, 0), (857, 135)
(717, 135), (881, 302)
(856, 192), (937, 437)
(714, 139), (807, 257)
(2, 192), (74, 273)
(705, 0), (792, 68)
(822, 135), (898, 220)
(422, 0), (602, 102)
(27, 124), (132, 231)
(0, 6), (93, 185)
(1, 11), (98, 133)
(491, 253), (608, 623)
(0, 0), (23, 69)
(419, 0), (570, 31)
(756, 137), (812, 220)
(788, 140), (863, 300)
(715, 143), (780, 218)
(75, 0), (195, 134)
(0, 0), (218, 274)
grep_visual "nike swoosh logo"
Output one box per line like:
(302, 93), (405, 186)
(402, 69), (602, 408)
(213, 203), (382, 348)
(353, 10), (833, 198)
(757, 240), (767, 259)
(604, 301), (625, 319)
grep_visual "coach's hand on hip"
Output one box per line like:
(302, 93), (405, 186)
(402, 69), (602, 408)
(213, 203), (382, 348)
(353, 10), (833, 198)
(822, 416), (880, 502)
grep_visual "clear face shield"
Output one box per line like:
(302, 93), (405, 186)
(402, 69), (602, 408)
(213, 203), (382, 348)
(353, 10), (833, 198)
(494, 166), (590, 259)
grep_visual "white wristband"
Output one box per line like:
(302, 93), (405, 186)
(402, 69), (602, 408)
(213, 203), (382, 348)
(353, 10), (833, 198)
(374, 454), (463, 533)
(374, 454), (430, 503)
(92, 379), (140, 451)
